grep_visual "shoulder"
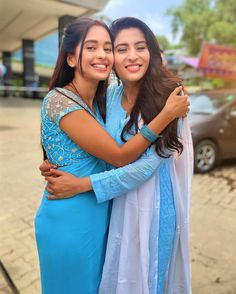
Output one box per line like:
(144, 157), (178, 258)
(43, 88), (57, 102)
(44, 88), (83, 110)
(43, 88), (84, 124)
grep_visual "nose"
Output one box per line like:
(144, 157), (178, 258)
(127, 48), (138, 61)
(97, 47), (106, 59)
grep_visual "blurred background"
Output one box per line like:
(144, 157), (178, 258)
(0, 0), (236, 293)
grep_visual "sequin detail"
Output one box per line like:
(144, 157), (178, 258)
(41, 88), (102, 166)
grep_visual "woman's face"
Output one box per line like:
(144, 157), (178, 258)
(69, 25), (114, 82)
(114, 27), (150, 85)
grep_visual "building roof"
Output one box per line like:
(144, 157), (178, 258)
(0, 0), (109, 52)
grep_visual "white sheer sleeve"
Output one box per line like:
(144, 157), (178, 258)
(90, 147), (163, 203)
(44, 90), (83, 126)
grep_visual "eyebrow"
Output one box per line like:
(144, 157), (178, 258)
(115, 41), (147, 49)
(84, 40), (112, 45)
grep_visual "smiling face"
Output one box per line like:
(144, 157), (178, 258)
(68, 24), (114, 82)
(113, 27), (150, 85)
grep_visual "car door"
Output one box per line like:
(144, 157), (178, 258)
(224, 102), (236, 156)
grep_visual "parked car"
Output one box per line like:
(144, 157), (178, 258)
(188, 89), (236, 173)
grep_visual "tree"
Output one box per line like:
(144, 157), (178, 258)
(208, 0), (236, 46)
(156, 35), (170, 50)
(167, 0), (236, 55)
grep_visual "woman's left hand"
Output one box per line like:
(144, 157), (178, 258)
(45, 169), (82, 200)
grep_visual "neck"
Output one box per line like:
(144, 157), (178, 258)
(122, 82), (140, 105)
(72, 72), (99, 109)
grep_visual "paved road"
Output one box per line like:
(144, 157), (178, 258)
(0, 97), (236, 294)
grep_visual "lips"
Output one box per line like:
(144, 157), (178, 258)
(92, 63), (108, 70)
(125, 64), (142, 72)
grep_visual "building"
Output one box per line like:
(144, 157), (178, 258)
(0, 0), (110, 96)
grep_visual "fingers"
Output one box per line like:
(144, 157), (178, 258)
(39, 160), (57, 172)
(46, 182), (59, 196)
(184, 96), (190, 109)
(177, 96), (189, 117)
(172, 86), (184, 96)
(178, 94), (188, 100)
(183, 104), (190, 117)
(49, 169), (65, 177)
(41, 171), (54, 177)
(39, 161), (50, 171)
(179, 95), (190, 106)
(46, 185), (62, 200)
(46, 185), (54, 194)
(47, 195), (58, 200)
(42, 169), (63, 178)
(45, 176), (56, 183)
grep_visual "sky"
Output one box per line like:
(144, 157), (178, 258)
(98, 0), (184, 42)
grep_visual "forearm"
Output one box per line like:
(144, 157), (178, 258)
(90, 148), (162, 203)
(46, 148), (162, 200)
(117, 107), (173, 166)
(147, 107), (173, 134)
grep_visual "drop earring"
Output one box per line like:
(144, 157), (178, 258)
(113, 70), (120, 86)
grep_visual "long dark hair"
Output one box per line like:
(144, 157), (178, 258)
(110, 17), (183, 157)
(49, 17), (113, 122)
(42, 17), (113, 160)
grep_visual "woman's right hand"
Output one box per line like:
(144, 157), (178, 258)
(164, 86), (190, 120)
(39, 160), (57, 177)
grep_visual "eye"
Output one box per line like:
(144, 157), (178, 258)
(137, 46), (146, 51)
(86, 46), (96, 51)
(117, 47), (127, 53)
(104, 47), (112, 53)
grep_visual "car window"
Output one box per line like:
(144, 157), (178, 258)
(190, 93), (236, 114)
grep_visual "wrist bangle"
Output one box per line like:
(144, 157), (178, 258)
(140, 124), (159, 143)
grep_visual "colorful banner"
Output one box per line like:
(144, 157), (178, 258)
(198, 43), (236, 80)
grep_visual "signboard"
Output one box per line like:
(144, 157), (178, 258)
(198, 43), (236, 80)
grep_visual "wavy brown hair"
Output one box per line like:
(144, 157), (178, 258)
(110, 17), (183, 157)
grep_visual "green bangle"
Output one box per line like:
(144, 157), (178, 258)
(140, 125), (159, 143)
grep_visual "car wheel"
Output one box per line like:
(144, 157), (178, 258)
(194, 140), (217, 173)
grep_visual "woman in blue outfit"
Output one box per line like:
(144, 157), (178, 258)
(35, 17), (189, 294)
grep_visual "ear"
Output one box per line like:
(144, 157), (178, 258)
(67, 54), (76, 68)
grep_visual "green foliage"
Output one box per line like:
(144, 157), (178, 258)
(208, 78), (226, 89)
(11, 78), (23, 87)
(156, 35), (170, 50)
(167, 0), (236, 54)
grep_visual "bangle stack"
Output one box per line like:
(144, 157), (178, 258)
(140, 125), (159, 143)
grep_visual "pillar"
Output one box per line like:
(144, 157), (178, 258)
(2, 51), (12, 96)
(58, 15), (77, 48)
